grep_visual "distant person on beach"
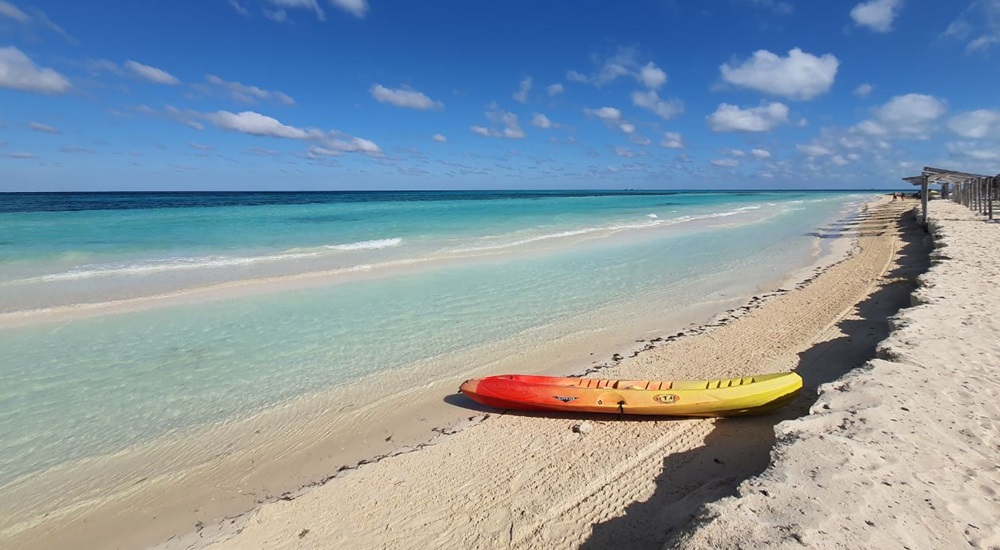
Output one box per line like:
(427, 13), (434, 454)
(891, 192), (897, 201)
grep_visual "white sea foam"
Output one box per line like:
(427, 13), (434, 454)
(323, 238), (402, 251)
(11, 238), (404, 283)
(26, 252), (321, 282)
(451, 205), (765, 254)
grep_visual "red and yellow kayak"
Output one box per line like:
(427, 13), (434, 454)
(459, 371), (802, 417)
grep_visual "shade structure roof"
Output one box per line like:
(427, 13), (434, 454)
(903, 166), (994, 186)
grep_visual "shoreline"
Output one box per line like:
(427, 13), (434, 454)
(156, 198), (900, 550)
(672, 199), (1000, 548)
(1, 199), (875, 549)
(152, 196), (912, 549)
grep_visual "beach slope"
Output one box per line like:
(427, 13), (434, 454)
(164, 198), (928, 550)
(670, 200), (1000, 549)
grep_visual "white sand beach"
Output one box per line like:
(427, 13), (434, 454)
(672, 199), (1000, 549)
(143, 196), (985, 550)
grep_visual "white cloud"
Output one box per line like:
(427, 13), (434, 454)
(638, 62), (667, 89)
(0, 46), (71, 94)
(751, 148), (772, 159)
(370, 84), (443, 110)
(546, 83), (564, 96)
(28, 121), (59, 134)
(513, 77), (532, 103)
(188, 142), (215, 151)
(569, 47), (671, 90)
(797, 143), (835, 156)
(0, 1), (72, 40)
(3, 151), (35, 159)
(330, 0), (368, 18)
(125, 60), (180, 85)
(229, 0), (250, 16)
(208, 110), (313, 139)
(851, 0), (904, 33)
(853, 83), (874, 98)
(532, 113), (553, 128)
(719, 48), (838, 100)
(710, 159), (740, 167)
(831, 155), (850, 166)
(205, 74), (295, 105)
(619, 122), (636, 134)
(583, 106), (623, 123)
(471, 106), (525, 139)
(728, 149), (747, 157)
(707, 102), (789, 132)
(612, 146), (637, 158)
(268, 0), (324, 20)
(947, 109), (1000, 138)
(944, 1), (1000, 53)
(854, 93), (947, 138)
(0, 1), (28, 22)
(947, 141), (1000, 161)
(660, 132), (685, 149)
(631, 90), (683, 119)
(432, 133), (446, 143)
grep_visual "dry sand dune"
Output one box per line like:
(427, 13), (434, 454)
(165, 198), (934, 550)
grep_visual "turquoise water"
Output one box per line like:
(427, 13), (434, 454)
(0, 191), (871, 486)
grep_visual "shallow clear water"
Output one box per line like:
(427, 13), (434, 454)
(0, 190), (871, 485)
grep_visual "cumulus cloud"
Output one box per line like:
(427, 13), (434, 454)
(660, 132), (685, 149)
(370, 84), (443, 110)
(851, 0), (904, 33)
(125, 60), (180, 85)
(546, 83), (564, 96)
(208, 110), (313, 139)
(28, 121), (59, 134)
(205, 74), (295, 105)
(513, 77), (532, 103)
(631, 90), (683, 119)
(947, 140), (1000, 161)
(751, 148), (772, 159)
(854, 93), (947, 138)
(0, 46), (71, 94)
(947, 109), (1000, 138)
(432, 133), (447, 143)
(568, 47), (670, 90)
(853, 83), (874, 98)
(532, 113), (553, 128)
(719, 48), (838, 100)
(707, 102), (790, 132)
(583, 106), (623, 124)
(637, 62), (667, 89)
(204, 109), (381, 155)
(470, 106), (525, 139)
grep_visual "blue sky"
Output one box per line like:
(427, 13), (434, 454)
(1, 0), (998, 191)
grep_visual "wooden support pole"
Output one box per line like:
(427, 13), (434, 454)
(989, 176), (994, 221)
(921, 174), (929, 227)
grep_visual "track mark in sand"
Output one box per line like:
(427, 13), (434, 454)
(511, 419), (714, 549)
